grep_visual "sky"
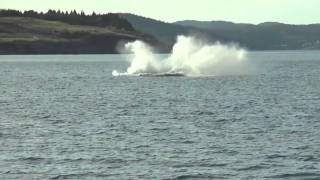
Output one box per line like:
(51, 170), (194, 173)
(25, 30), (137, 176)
(2, 0), (320, 24)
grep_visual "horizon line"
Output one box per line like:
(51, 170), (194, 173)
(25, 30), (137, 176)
(1, 8), (320, 26)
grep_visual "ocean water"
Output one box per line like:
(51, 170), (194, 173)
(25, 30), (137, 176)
(1, 51), (320, 179)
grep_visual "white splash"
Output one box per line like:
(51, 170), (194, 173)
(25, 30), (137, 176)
(113, 35), (249, 76)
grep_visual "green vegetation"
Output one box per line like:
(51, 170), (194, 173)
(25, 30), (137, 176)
(0, 17), (138, 42)
(121, 13), (320, 50)
(0, 9), (134, 31)
(2, 9), (320, 54)
(175, 20), (320, 50)
(0, 10), (159, 54)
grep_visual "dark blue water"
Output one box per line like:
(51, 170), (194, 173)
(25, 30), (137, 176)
(1, 52), (320, 179)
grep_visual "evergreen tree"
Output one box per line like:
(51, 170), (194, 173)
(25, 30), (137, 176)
(0, 9), (135, 31)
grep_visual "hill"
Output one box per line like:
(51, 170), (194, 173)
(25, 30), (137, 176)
(2, 9), (320, 54)
(0, 10), (160, 54)
(175, 20), (320, 50)
(175, 20), (255, 30)
(120, 14), (320, 50)
(119, 13), (225, 46)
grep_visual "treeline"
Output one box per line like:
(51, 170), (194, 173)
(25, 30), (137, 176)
(0, 9), (134, 31)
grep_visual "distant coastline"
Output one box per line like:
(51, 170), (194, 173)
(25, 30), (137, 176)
(1, 9), (320, 55)
(0, 9), (162, 55)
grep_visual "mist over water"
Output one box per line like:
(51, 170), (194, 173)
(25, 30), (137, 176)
(113, 35), (249, 76)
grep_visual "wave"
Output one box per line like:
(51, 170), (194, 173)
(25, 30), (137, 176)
(112, 35), (250, 77)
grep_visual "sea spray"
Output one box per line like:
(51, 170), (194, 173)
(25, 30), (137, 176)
(112, 35), (249, 76)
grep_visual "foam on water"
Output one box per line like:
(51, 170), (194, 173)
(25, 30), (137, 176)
(112, 35), (249, 77)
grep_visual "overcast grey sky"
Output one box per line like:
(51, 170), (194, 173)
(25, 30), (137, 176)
(2, 0), (320, 24)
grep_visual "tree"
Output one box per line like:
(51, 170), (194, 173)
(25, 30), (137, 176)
(0, 9), (135, 31)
